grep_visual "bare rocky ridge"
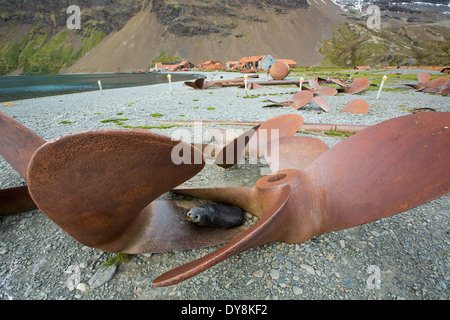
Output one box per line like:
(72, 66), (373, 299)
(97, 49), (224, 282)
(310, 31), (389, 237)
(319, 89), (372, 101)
(1, 1), (449, 74)
(65, 0), (343, 72)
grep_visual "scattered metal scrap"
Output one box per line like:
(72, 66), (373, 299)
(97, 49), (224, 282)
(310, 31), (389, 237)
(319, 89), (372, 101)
(269, 61), (290, 80)
(403, 72), (449, 95)
(341, 99), (370, 115)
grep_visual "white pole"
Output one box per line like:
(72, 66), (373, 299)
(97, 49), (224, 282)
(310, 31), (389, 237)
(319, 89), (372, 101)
(377, 75), (387, 99)
(168, 74), (172, 95)
(98, 80), (103, 94)
(244, 75), (248, 96)
(299, 77), (304, 91)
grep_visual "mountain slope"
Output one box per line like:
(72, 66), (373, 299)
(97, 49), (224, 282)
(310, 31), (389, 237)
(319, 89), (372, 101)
(65, 0), (343, 73)
(0, 0), (448, 75)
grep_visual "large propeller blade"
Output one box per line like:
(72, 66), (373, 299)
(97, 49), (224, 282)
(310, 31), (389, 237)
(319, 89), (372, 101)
(26, 129), (246, 253)
(165, 112), (449, 286)
(0, 112), (46, 180)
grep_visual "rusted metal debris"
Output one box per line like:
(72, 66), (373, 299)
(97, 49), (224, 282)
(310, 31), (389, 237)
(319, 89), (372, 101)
(0, 112), (44, 215)
(335, 77), (370, 94)
(0, 186), (37, 216)
(403, 73), (449, 94)
(151, 119), (370, 133)
(202, 114), (303, 168)
(264, 136), (329, 172)
(263, 90), (314, 110)
(263, 88), (332, 112)
(411, 107), (436, 113)
(269, 61), (290, 80)
(306, 78), (338, 96)
(341, 99), (370, 114)
(155, 112), (450, 286)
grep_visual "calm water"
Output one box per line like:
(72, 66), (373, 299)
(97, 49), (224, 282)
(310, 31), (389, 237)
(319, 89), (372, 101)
(0, 73), (198, 103)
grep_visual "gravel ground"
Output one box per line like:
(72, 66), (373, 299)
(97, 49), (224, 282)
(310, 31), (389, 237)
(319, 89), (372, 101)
(0, 70), (449, 302)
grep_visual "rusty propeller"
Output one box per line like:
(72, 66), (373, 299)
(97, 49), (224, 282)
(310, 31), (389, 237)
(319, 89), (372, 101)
(0, 112), (307, 253)
(0, 112), (44, 215)
(335, 77), (370, 94)
(403, 73), (449, 93)
(155, 112), (450, 286)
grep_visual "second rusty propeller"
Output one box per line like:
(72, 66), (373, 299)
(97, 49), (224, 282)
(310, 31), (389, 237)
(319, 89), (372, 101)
(155, 112), (449, 286)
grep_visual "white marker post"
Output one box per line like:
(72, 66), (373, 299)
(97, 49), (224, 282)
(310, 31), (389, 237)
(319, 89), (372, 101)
(244, 75), (248, 96)
(377, 75), (387, 99)
(299, 77), (304, 91)
(168, 74), (172, 95)
(98, 80), (103, 94)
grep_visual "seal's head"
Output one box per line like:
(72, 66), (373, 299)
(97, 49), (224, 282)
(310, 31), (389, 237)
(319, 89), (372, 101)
(187, 207), (204, 224)
(186, 204), (245, 228)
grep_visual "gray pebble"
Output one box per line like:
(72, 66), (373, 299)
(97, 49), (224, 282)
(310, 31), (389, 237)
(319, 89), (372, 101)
(88, 265), (117, 289)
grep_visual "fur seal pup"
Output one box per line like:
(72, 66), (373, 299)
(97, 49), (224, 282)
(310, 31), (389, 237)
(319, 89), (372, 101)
(187, 204), (245, 228)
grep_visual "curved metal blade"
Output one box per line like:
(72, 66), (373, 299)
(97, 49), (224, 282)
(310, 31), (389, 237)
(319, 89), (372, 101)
(27, 129), (205, 252)
(340, 77), (370, 94)
(315, 87), (338, 96)
(417, 72), (430, 84)
(0, 186), (37, 216)
(109, 200), (248, 254)
(247, 114), (304, 159)
(423, 77), (448, 89)
(194, 78), (207, 89)
(439, 81), (450, 96)
(262, 101), (294, 108)
(0, 112), (46, 180)
(303, 112), (450, 235)
(214, 124), (261, 169)
(264, 136), (329, 172)
(164, 113), (449, 286)
(308, 79), (320, 91)
(215, 114), (303, 167)
(173, 186), (261, 217)
(152, 186), (291, 287)
(312, 96), (331, 112)
(341, 99), (370, 114)
(291, 90), (314, 110)
(331, 78), (346, 87)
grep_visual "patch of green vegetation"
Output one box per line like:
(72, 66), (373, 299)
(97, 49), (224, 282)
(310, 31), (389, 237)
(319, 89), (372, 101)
(323, 130), (355, 138)
(121, 124), (182, 130)
(0, 24), (105, 75)
(206, 107), (215, 110)
(150, 113), (163, 118)
(243, 94), (261, 99)
(100, 118), (129, 125)
(192, 99), (199, 101)
(150, 50), (182, 68)
(102, 253), (130, 267)
(398, 104), (413, 112)
(319, 21), (450, 67)
(59, 121), (72, 124)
